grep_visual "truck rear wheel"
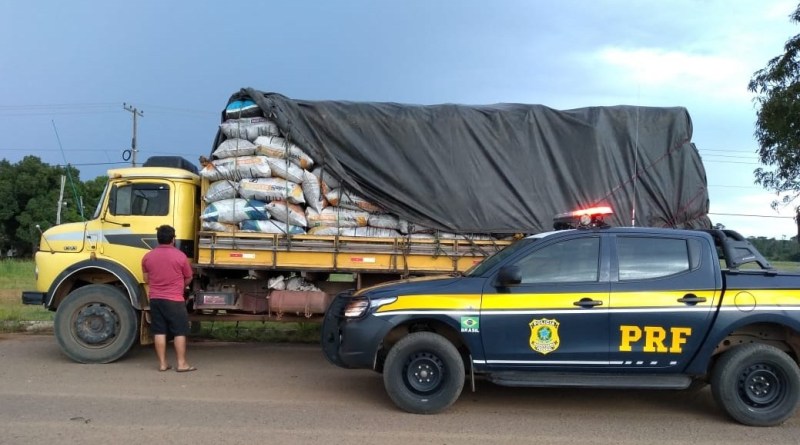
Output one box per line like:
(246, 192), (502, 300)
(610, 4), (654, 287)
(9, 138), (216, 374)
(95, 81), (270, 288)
(54, 284), (138, 364)
(711, 343), (800, 426)
(383, 332), (465, 414)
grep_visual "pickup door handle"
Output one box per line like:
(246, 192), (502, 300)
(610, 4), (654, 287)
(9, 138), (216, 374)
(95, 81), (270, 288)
(677, 294), (707, 306)
(573, 298), (603, 308)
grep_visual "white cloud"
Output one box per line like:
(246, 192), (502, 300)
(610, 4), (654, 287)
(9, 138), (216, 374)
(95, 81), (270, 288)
(594, 47), (750, 102)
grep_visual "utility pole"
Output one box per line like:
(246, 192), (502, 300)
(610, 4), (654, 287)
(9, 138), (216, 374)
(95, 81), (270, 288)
(123, 103), (144, 167)
(56, 175), (66, 225)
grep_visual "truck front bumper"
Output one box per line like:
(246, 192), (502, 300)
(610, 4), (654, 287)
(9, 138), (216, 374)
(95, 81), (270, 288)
(21, 291), (45, 305)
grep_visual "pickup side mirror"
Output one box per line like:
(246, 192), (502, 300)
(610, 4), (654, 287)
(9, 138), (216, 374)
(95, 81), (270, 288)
(496, 265), (521, 287)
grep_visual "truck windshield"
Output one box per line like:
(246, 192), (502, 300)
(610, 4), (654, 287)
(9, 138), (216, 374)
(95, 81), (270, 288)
(92, 181), (111, 220)
(466, 238), (536, 277)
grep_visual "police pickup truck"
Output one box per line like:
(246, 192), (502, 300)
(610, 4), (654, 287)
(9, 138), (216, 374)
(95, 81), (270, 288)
(322, 208), (800, 426)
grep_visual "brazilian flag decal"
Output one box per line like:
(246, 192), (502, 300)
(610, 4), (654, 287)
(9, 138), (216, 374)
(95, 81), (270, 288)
(529, 318), (560, 355)
(460, 316), (480, 333)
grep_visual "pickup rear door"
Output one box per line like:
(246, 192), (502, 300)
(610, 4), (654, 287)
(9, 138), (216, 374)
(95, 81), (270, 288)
(607, 233), (720, 371)
(480, 233), (611, 369)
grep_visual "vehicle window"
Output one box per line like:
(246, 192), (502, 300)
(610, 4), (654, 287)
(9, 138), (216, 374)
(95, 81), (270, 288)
(466, 238), (537, 276)
(617, 237), (690, 281)
(109, 183), (170, 216)
(512, 237), (600, 284)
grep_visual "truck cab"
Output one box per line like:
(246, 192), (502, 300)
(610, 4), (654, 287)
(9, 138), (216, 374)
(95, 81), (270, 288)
(23, 160), (199, 364)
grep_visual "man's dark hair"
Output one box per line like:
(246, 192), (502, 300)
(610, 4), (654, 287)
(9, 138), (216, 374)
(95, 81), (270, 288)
(156, 225), (176, 245)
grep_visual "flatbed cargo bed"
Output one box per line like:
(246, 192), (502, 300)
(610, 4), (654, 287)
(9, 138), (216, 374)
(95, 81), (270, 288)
(196, 231), (512, 274)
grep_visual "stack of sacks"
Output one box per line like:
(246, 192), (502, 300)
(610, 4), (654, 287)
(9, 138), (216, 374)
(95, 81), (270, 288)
(200, 99), (496, 241)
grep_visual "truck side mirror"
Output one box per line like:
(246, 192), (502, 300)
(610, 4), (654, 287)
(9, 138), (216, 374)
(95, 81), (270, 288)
(497, 265), (521, 287)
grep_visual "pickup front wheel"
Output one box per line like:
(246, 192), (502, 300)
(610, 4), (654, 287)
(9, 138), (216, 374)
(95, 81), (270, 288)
(383, 332), (465, 414)
(711, 343), (800, 426)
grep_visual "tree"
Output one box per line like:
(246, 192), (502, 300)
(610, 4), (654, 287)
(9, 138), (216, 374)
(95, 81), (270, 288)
(0, 156), (101, 257)
(749, 4), (800, 208)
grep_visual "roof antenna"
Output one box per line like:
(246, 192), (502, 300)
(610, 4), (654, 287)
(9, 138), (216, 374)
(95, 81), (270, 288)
(51, 120), (85, 220)
(631, 88), (640, 227)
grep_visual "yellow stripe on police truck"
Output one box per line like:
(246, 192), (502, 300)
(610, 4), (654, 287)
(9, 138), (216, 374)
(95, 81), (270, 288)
(376, 294), (481, 312)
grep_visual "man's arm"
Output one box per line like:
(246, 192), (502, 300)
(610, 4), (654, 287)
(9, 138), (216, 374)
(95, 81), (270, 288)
(183, 258), (193, 286)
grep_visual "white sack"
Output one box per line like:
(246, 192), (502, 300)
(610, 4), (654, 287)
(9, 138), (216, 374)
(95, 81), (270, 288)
(204, 180), (238, 203)
(265, 200), (308, 227)
(306, 207), (368, 228)
(201, 199), (269, 224)
(200, 156), (271, 181)
(266, 157), (304, 183)
(254, 136), (315, 169)
(239, 178), (305, 204)
(239, 219), (305, 234)
(213, 138), (257, 159)
(301, 170), (325, 213)
(220, 117), (280, 141)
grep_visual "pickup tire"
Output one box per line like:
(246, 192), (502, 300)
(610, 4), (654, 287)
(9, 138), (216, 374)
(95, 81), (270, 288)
(383, 332), (465, 414)
(54, 284), (138, 364)
(711, 343), (800, 426)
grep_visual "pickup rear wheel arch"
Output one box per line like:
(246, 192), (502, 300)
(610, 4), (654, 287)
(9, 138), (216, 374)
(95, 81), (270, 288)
(713, 323), (800, 362)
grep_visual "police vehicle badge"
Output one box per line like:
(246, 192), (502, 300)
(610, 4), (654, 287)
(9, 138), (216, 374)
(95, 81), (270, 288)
(529, 318), (560, 355)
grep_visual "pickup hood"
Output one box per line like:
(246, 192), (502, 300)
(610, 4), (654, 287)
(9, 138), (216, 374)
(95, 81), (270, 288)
(39, 222), (87, 253)
(356, 275), (485, 300)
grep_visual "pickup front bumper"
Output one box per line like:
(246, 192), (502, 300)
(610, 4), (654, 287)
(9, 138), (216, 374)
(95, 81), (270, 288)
(21, 291), (45, 305)
(321, 293), (393, 370)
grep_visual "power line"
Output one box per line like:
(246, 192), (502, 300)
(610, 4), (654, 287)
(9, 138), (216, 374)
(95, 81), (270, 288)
(700, 148), (757, 154)
(702, 160), (760, 165)
(707, 184), (760, 189)
(708, 212), (794, 219)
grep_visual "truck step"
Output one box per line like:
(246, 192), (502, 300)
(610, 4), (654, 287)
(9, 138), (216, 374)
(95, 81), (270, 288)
(487, 372), (692, 390)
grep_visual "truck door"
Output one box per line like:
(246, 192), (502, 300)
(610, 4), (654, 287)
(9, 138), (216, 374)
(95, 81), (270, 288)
(96, 180), (174, 267)
(480, 234), (611, 369)
(608, 234), (719, 371)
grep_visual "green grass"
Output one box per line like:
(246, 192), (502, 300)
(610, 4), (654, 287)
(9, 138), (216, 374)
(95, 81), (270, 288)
(194, 321), (321, 343)
(0, 260), (53, 332)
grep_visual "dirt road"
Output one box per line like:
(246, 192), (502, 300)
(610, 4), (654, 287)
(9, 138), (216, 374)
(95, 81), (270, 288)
(1, 334), (799, 444)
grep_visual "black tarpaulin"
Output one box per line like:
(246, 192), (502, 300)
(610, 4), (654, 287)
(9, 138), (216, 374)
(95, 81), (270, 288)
(212, 87), (710, 234)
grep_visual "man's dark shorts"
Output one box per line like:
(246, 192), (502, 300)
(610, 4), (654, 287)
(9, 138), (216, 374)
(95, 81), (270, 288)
(149, 298), (190, 337)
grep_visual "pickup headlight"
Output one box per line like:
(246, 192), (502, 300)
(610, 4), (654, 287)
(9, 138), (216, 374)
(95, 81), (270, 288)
(344, 298), (370, 318)
(343, 296), (397, 318)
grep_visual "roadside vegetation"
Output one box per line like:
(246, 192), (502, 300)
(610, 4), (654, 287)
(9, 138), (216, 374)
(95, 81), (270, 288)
(0, 259), (321, 341)
(2, 236), (799, 336)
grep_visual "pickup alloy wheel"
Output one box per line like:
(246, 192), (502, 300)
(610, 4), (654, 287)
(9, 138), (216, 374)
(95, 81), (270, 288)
(383, 332), (465, 414)
(54, 284), (138, 364)
(711, 343), (800, 426)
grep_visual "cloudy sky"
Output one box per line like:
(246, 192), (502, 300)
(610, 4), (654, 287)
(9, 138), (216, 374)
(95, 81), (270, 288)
(1, 0), (799, 238)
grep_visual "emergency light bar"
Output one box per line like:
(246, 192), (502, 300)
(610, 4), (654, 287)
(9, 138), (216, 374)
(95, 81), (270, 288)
(553, 206), (613, 230)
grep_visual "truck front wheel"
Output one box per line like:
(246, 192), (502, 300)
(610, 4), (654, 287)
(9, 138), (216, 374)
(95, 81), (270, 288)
(383, 332), (465, 414)
(54, 284), (138, 364)
(711, 343), (800, 426)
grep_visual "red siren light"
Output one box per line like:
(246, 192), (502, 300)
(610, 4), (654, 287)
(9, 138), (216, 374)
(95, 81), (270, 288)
(553, 206), (614, 230)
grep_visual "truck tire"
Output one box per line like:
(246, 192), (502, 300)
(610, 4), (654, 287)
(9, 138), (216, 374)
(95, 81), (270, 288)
(382, 332), (465, 414)
(54, 284), (138, 364)
(711, 343), (800, 426)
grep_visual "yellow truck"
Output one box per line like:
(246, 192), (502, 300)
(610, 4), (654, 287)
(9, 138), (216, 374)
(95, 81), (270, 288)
(21, 159), (509, 363)
(22, 88), (711, 364)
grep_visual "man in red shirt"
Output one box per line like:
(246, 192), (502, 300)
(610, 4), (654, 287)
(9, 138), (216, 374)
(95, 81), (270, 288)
(142, 225), (195, 372)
